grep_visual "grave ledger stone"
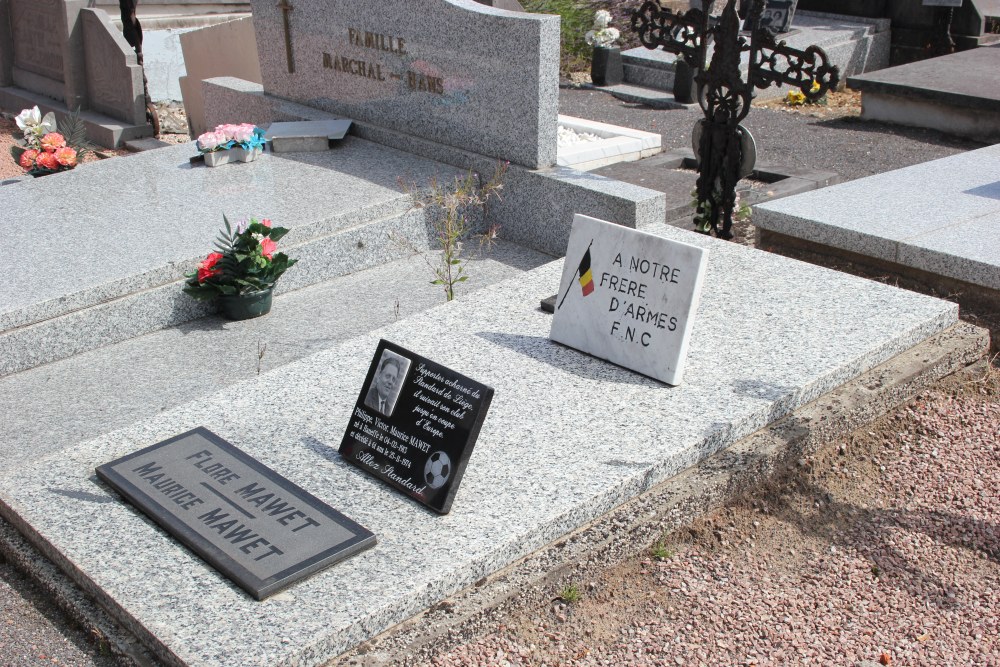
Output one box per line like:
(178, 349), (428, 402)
(96, 428), (376, 600)
(340, 340), (494, 514)
(550, 215), (708, 386)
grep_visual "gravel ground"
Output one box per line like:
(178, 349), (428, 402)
(419, 365), (1000, 667)
(0, 91), (996, 665)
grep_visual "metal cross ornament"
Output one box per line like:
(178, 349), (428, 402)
(632, 0), (839, 239)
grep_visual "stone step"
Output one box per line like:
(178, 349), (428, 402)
(0, 239), (552, 473)
(606, 83), (696, 109)
(0, 139), (466, 378)
(622, 62), (676, 92)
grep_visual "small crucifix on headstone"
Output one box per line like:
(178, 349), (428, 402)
(277, 0), (296, 74)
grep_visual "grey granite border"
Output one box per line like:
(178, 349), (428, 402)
(0, 322), (986, 667)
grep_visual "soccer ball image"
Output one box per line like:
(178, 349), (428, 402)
(424, 451), (452, 489)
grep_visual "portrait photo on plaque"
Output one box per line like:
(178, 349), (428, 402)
(340, 340), (494, 514)
(362, 348), (410, 417)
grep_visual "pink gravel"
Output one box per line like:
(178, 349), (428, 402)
(419, 377), (1000, 667)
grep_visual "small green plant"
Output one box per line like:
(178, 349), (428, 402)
(650, 541), (674, 561)
(690, 187), (752, 235)
(558, 584), (581, 603)
(400, 161), (507, 302)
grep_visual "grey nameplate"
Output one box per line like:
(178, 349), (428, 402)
(339, 340), (493, 514)
(96, 427), (375, 600)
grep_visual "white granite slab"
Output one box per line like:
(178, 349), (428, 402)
(754, 143), (1000, 290)
(264, 119), (353, 141)
(0, 225), (957, 667)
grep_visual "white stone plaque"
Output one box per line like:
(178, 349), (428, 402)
(549, 215), (708, 386)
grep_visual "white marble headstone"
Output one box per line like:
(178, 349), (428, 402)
(549, 215), (708, 385)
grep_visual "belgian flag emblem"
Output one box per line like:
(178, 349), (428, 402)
(557, 240), (595, 310)
(577, 248), (594, 296)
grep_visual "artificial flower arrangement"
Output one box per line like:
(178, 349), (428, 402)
(184, 215), (297, 303)
(196, 123), (266, 166)
(10, 106), (82, 176)
(585, 9), (621, 48)
(785, 80), (827, 106)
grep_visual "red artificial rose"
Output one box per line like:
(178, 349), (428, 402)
(35, 151), (59, 170)
(19, 149), (39, 170)
(260, 218), (272, 228)
(260, 237), (277, 260)
(197, 252), (224, 282)
(40, 132), (66, 153)
(54, 146), (77, 168)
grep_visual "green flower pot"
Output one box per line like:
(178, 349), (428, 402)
(217, 288), (273, 321)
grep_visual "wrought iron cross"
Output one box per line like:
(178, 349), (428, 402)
(277, 0), (296, 74)
(632, 0), (839, 239)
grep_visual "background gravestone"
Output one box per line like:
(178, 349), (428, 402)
(0, 0), (150, 146)
(248, 0), (559, 168)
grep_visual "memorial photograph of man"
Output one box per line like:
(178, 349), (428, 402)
(364, 351), (408, 416)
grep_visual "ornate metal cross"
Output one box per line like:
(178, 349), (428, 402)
(632, 0), (839, 239)
(277, 0), (296, 74)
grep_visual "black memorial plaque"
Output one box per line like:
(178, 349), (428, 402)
(339, 339), (494, 514)
(96, 427), (376, 600)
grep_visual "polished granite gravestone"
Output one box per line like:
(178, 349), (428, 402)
(250, 0), (558, 169)
(0, 224), (959, 667)
(754, 142), (1000, 292)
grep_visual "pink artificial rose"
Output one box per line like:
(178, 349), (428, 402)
(260, 237), (277, 260)
(40, 132), (66, 152)
(54, 146), (77, 168)
(197, 130), (226, 151)
(19, 149), (39, 170)
(35, 151), (58, 170)
(231, 124), (255, 144)
(197, 252), (224, 282)
(260, 218), (272, 228)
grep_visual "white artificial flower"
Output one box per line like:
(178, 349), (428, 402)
(14, 106), (41, 132)
(594, 10), (612, 29)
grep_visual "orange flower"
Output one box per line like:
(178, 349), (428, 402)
(19, 149), (39, 170)
(197, 252), (224, 282)
(35, 151), (59, 170)
(54, 146), (77, 167)
(40, 132), (66, 152)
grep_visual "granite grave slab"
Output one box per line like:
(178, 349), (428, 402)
(0, 224), (958, 667)
(0, 138), (465, 376)
(754, 142), (1000, 291)
(847, 46), (1000, 142)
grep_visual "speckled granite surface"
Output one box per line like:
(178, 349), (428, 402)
(0, 138), (467, 379)
(250, 0), (559, 168)
(0, 226), (957, 667)
(754, 143), (1000, 290)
